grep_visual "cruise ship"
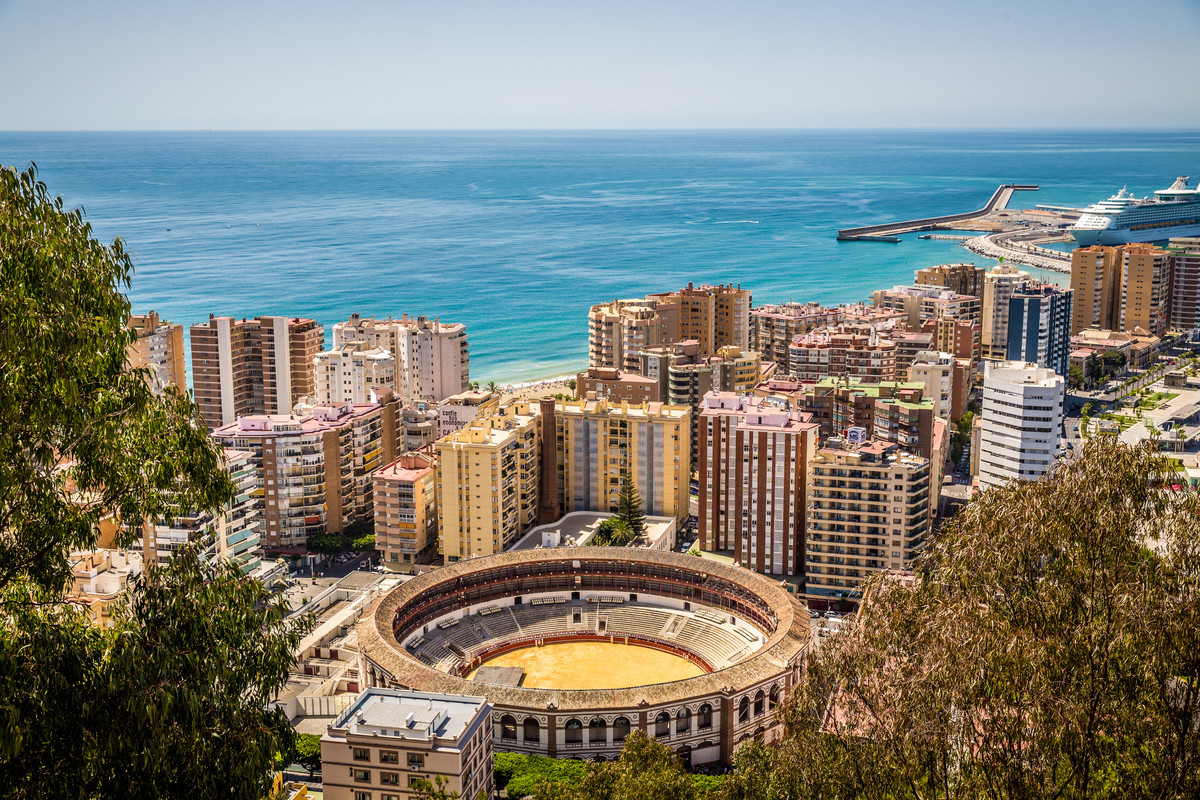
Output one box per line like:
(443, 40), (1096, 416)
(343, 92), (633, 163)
(1069, 176), (1200, 246)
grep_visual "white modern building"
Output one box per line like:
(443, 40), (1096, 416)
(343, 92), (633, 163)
(981, 265), (1031, 361)
(977, 362), (1064, 490)
(313, 341), (396, 406)
(905, 351), (956, 421)
(333, 313), (470, 403)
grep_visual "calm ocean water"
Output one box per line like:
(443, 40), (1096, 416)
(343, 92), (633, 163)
(3, 130), (1198, 383)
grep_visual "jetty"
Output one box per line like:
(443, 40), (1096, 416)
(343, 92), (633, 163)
(836, 183), (1038, 240)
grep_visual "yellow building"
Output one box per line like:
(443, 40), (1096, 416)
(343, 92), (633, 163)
(547, 399), (690, 522)
(435, 403), (540, 561)
(374, 448), (438, 572)
(1071, 243), (1171, 336)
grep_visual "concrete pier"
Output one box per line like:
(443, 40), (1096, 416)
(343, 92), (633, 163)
(836, 183), (1038, 239)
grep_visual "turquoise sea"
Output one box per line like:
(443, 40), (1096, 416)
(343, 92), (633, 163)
(2, 130), (1198, 383)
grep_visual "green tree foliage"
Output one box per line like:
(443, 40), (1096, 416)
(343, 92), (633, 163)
(1068, 364), (1085, 389)
(615, 477), (645, 539)
(289, 733), (323, 776)
(591, 517), (634, 547)
(305, 532), (351, 555)
(352, 533), (376, 552)
(753, 439), (1200, 800)
(0, 165), (230, 595)
(0, 165), (311, 798)
(512, 732), (718, 800)
(410, 775), (487, 800)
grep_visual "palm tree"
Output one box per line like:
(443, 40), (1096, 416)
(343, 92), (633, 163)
(486, 380), (498, 394)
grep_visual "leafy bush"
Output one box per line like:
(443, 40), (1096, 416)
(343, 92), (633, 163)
(495, 753), (589, 798)
(305, 532), (351, 555)
(351, 533), (376, 552)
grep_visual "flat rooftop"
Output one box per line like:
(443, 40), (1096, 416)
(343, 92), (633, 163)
(511, 511), (676, 551)
(329, 688), (488, 743)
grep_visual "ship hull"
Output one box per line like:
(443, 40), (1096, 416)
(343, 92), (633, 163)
(1070, 221), (1200, 247)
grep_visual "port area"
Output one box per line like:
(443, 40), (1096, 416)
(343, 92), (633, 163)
(837, 183), (1080, 272)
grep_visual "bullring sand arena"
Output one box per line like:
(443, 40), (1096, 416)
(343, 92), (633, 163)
(468, 640), (705, 689)
(358, 548), (810, 764)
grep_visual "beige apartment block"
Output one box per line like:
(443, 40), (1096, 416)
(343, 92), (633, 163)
(1070, 246), (1121, 334)
(400, 405), (440, 453)
(587, 296), (681, 373)
(436, 403), (540, 561)
(914, 262), (985, 298)
(872, 285), (981, 331)
(575, 367), (659, 404)
(750, 302), (846, 366)
(212, 399), (401, 550)
(906, 350), (972, 422)
(698, 393), (818, 577)
(374, 448), (438, 572)
(314, 342), (396, 406)
(333, 314), (470, 403)
(892, 331), (935, 374)
(647, 282), (752, 353)
(1119, 243), (1172, 337)
(981, 265), (1031, 360)
(322, 689), (493, 800)
(1167, 237), (1200, 332)
(787, 329), (897, 382)
(806, 437), (932, 602)
(1165, 237), (1200, 332)
(127, 311), (186, 394)
(190, 315), (325, 428)
(437, 390), (500, 437)
(545, 398), (690, 523)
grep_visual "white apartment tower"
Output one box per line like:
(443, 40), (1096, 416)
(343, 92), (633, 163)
(313, 341), (396, 406)
(981, 265), (1030, 361)
(333, 313), (470, 403)
(978, 361), (1064, 490)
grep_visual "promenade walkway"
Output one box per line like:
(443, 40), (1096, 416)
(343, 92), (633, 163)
(837, 183), (1038, 239)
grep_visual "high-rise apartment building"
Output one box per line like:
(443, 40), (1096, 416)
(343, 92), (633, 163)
(892, 331), (936, 374)
(313, 341), (395, 406)
(142, 447), (262, 573)
(1167, 237), (1200, 333)
(906, 351), (971, 422)
(212, 400), (401, 550)
(1070, 243), (1172, 337)
(914, 262), (985, 298)
(871, 285), (981, 330)
(321, 689), (493, 800)
(977, 362), (1064, 490)
(546, 399), (690, 522)
(191, 315), (325, 428)
(698, 393), (818, 577)
(647, 283), (752, 353)
(806, 437), (932, 601)
(374, 448), (438, 572)
(1070, 246), (1121, 334)
(787, 329), (897, 382)
(981, 265), (1031, 360)
(640, 341), (764, 469)
(333, 314), (470, 403)
(920, 316), (978, 362)
(575, 367), (659, 404)
(437, 390), (501, 437)
(1119, 244), (1172, 337)
(588, 283), (751, 373)
(436, 403), (540, 561)
(127, 311), (186, 394)
(749, 302), (846, 366)
(1006, 282), (1073, 376)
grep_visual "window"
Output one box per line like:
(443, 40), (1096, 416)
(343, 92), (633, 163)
(589, 717), (607, 745)
(501, 714), (517, 741)
(380, 772), (399, 786)
(655, 712), (670, 738)
(738, 697), (750, 723)
(676, 707), (691, 733)
(524, 717), (541, 743)
(352, 748), (371, 762)
(407, 753), (425, 769)
(698, 704), (713, 730)
(379, 750), (399, 765)
(565, 718), (583, 744)
(353, 769), (371, 783)
(753, 690), (766, 716)
(613, 716), (631, 742)
(355, 793), (371, 800)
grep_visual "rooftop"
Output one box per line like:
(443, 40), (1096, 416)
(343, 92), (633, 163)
(329, 688), (488, 743)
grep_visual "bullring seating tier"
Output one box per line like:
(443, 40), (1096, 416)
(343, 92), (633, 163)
(403, 597), (761, 671)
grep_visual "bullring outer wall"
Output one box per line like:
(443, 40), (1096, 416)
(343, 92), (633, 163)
(357, 547), (810, 765)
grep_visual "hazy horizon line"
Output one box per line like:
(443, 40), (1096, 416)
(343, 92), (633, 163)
(4, 125), (1200, 135)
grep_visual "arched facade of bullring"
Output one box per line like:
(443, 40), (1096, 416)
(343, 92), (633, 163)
(357, 548), (809, 765)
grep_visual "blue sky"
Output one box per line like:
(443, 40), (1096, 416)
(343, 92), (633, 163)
(1, 0), (1198, 130)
